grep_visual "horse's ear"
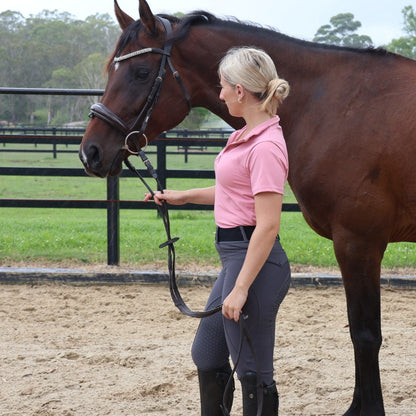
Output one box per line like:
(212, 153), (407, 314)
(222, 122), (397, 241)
(114, 0), (135, 30)
(139, 0), (158, 35)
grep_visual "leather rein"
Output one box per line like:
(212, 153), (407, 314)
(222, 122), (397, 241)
(88, 16), (221, 319)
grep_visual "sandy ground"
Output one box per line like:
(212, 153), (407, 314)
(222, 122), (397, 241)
(0, 282), (414, 416)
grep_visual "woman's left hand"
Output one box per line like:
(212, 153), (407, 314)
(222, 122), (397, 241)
(222, 286), (248, 322)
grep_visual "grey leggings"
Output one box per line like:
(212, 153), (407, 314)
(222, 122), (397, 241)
(191, 238), (291, 385)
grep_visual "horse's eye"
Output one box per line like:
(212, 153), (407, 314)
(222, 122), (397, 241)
(135, 68), (150, 80)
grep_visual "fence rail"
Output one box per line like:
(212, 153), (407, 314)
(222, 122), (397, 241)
(0, 87), (300, 265)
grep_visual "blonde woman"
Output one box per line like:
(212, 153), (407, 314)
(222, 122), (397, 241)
(146, 47), (291, 415)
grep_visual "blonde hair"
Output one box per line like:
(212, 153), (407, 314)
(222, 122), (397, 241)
(218, 47), (290, 115)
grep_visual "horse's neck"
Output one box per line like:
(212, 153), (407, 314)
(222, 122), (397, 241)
(181, 24), (324, 128)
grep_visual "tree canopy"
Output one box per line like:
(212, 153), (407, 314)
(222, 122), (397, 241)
(313, 13), (373, 48)
(0, 10), (120, 124)
(387, 5), (416, 58)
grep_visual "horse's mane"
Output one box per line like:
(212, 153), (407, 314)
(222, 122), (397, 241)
(171, 11), (391, 56)
(167, 11), (265, 41)
(106, 10), (391, 70)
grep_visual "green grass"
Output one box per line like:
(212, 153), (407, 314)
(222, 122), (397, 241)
(1, 207), (414, 270)
(0, 143), (415, 270)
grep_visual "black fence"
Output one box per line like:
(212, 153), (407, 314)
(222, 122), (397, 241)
(0, 87), (300, 265)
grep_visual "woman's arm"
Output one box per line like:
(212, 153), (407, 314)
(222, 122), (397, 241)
(222, 192), (283, 322)
(144, 186), (215, 206)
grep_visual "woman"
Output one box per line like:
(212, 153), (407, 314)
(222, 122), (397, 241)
(145, 47), (291, 415)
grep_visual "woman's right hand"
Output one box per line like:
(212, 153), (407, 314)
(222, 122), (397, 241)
(144, 186), (215, 206)
(144, 190), (188, 206)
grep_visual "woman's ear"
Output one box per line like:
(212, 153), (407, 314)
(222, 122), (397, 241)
(235, 84), (245, 101)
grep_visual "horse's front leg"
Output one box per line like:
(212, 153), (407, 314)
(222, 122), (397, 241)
(333, 233), (387, 416)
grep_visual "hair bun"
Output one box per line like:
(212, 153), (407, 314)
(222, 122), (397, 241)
(269, 78), (290, 101)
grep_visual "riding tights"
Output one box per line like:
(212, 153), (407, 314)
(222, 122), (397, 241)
(191, 238), (291, 385)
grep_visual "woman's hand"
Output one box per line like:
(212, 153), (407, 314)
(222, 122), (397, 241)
(144, 186), (215, 206)
(144, 190), (188, 206)
(222, 285), (248, 322)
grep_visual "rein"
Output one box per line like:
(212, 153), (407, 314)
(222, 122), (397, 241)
(124, 154), (222, 319)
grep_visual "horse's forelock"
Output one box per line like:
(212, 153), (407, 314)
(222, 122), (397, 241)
(105, 13), (206, 72)
(106, 20), (144, 72)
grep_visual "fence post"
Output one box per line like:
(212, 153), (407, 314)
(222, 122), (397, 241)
(183, 129), (188, 163)
(157, 137), (167, 190)
(107, 176), (120, 265)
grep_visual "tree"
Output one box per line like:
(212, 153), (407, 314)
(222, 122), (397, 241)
(0, 10), (120, 124)
(313, 13), (373, 48)
(387, 5), (416, 59)
(74, 53), (109, 121)
(74, 53), (108, 92)
(0, 11), (31, 122)
(43, 68), (78, 125)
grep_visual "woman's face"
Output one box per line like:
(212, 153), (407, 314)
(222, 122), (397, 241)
(219, 74), (241, 117)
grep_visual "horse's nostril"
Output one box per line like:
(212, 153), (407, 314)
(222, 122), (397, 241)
(87, 144), (103, 168)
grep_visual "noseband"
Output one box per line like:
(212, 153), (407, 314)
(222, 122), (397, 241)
(88, 16), (191, 154)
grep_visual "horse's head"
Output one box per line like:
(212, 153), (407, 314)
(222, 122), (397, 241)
(79, 0), (192, 177)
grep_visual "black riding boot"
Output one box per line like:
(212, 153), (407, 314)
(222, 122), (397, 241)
(240, 371), (279, 415)
(197, 363), (234, 416)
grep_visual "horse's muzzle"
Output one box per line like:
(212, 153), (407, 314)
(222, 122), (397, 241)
(79, 140), (124, 178)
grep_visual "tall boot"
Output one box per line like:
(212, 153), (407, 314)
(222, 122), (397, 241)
(197, 363), (234, 416)
(240, 371), (279, 415)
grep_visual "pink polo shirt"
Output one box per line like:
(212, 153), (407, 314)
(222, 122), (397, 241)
(214, 116), (288, 228)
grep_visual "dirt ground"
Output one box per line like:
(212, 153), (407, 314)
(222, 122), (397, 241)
(0, 282), (414, 415)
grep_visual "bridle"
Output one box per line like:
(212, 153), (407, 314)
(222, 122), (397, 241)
(88, 16), (220, 319)
(89, 16), (191, 155)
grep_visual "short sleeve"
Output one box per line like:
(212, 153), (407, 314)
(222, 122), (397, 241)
(247, 141), (288, 196)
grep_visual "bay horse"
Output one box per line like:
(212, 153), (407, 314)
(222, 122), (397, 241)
(79, 0), (416, 414)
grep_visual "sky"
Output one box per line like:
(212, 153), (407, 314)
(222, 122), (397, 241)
(0, 0), (412, 46)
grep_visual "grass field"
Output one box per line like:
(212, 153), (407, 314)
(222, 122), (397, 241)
(0, 143), (415, 270)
